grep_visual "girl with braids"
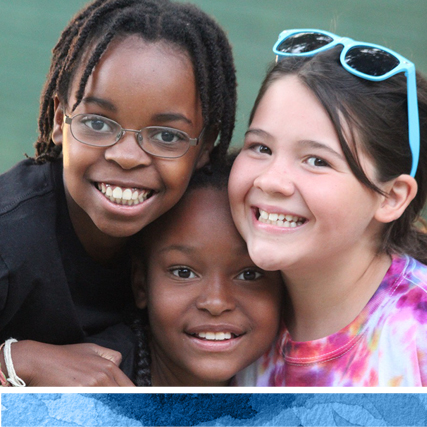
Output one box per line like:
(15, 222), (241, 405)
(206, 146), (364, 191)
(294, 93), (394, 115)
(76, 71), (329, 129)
(0, 0), (236, 386)
(229, 30), (427, 386)
(130, 157), (283, 386)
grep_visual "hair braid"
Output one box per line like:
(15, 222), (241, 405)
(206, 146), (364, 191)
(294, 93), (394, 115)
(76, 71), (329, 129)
(70, 12), (138, 112)
(34, 0), (237, 167)
(128, 308), (152, 387)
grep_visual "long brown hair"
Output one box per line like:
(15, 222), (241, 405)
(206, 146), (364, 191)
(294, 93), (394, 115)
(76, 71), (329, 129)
(251, 47), (427, 263)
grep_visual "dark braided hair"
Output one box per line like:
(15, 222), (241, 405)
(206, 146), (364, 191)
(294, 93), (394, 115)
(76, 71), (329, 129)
(35, 0), (236, 165)
(130, 151), (237, 386)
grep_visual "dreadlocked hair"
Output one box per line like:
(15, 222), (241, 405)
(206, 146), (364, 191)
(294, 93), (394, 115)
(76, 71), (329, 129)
(129, 150), (238, 386)
(35, 0), (236, 165)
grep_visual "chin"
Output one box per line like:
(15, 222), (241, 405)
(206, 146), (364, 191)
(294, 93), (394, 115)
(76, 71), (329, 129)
(247, 246), (283, 272)
(191, 367), (234, 386)
(94, 219), (145, 239)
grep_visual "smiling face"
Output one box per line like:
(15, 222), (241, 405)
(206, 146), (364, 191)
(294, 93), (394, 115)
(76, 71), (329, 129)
(134, 187), (283, 386)
(229, 75), (386, 275)
(52, 36), (210, 259)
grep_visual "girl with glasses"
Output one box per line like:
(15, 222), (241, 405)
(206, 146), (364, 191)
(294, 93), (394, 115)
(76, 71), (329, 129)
(229, 33), (427, 386)
(0, 0), (236, 386)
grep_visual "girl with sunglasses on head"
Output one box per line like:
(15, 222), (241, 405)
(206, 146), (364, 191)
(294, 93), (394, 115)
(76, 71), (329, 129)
(130, 157), (283, 387)
(229, 30), (427, 386)
(0, 0), (236, 387)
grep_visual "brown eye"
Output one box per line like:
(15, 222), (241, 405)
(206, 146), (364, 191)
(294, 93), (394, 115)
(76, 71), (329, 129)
(307, 156), (329, 167)
(170, 267), (196, 279)
(236, 269), (262, 281)
(259, 145), (272, 155)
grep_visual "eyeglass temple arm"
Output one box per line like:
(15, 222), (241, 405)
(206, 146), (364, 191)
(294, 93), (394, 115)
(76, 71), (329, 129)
(406, 66), (420, 177)
(189, 127), (206, 146)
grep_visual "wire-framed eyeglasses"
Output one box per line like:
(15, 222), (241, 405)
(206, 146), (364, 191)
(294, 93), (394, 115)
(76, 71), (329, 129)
(64, 113), (204, 159)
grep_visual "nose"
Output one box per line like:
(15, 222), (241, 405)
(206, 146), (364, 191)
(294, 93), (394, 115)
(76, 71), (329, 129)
(104, 130), (152, 169)
(253, 158), (295, 197)
(195, 277), (236, 316)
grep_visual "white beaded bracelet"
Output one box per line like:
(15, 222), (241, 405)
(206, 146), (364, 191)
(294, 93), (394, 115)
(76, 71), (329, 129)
(4, 338), (26, 387)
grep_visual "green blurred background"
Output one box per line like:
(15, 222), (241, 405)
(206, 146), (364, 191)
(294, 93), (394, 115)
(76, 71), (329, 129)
(1, 0), (426, 173)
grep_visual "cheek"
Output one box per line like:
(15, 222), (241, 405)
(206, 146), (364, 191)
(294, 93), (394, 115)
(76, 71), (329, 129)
(244, 288), (282, 336)
(228, 162), (244, 201)
(158, 158), (196, 196)
(312, 183), (378, 226)
(147, 283), (188, 331)
(250, 300), (282, 353)
(62, 137), (98, 171)
(229, 164), (251, 219)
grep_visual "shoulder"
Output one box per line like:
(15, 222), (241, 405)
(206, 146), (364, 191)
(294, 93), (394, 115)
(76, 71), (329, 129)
(0, 159), (62, 215)
(0, 158), (64, 265)
(380, 255), (427, 325)
(394, 255), (427, 294)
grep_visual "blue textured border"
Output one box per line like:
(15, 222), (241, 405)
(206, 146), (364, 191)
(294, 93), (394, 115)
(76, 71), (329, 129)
(2, 392), (427, 426)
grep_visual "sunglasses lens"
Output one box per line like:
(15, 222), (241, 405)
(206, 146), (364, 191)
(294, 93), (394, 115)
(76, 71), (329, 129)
(345, 47), (400, 76)
(277, 32), (333, 54)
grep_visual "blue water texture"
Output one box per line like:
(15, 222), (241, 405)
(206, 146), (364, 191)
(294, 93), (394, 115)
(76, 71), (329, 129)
(2, 393), (427, 426)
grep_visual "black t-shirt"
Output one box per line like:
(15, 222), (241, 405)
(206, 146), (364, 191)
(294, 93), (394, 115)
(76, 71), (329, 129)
(0, 159), (135, 376)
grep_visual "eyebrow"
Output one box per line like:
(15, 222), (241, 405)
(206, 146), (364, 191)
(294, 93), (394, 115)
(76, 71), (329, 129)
(81, 97), (193, 125)
(82, 96), (117, 112)
(158, 243), (249, 257)
(158, 245), (196, 256)
(154, 113), (193, 125)
(299, 139), (344, 160)
(245, 128), (270, 139)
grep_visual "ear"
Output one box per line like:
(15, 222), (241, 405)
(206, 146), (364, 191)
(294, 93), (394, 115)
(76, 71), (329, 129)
(51, 96), (65, 146)
(375, 174), (418, 223)
(195, 126), (218, 170)
(132, 259), (148, 309)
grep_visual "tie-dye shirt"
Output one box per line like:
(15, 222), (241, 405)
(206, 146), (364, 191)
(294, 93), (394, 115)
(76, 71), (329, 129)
(235, 255), (427, 387)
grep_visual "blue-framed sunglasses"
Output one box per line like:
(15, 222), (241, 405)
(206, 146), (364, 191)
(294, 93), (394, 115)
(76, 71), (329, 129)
(273, 29), (420, 177)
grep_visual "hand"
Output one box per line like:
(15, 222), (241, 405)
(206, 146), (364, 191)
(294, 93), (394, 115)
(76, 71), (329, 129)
(5, 340), (135, 387)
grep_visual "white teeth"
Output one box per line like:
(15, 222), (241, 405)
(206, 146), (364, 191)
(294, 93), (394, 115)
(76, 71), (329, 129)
(258, 209), (305, 228)
(122, 189), (132, 201)
(195, 332), (233, 341)
(97, 183), (151, 206)
(112, 187), (122, 199)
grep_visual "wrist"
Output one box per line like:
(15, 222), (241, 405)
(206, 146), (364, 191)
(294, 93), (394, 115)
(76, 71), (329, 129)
(0, 342), (8, 386)
(3, 339), (26, 386)
(3, 340), (34, 386)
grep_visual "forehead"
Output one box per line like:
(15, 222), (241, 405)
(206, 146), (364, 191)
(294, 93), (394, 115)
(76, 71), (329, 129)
(146, 187), (244, 250)
(69, 36), (199, 110)
(251, 75), (340, 143)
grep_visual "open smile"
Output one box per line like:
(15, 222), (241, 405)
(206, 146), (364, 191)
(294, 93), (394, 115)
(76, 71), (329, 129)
(188, 331), (243, 341)
(96, 182), (154, 206)
(257, 208), (306, 228)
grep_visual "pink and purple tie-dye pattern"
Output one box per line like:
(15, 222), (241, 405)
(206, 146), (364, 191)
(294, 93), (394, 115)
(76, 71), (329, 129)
(235, 255), (427, 387)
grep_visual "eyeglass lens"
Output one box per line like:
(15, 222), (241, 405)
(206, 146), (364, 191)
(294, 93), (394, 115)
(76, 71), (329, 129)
(277, 32), (333, 54)
(345, 47), (400, 76)
(278, 32), (401, 78)
(70, 114), (192, 158)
